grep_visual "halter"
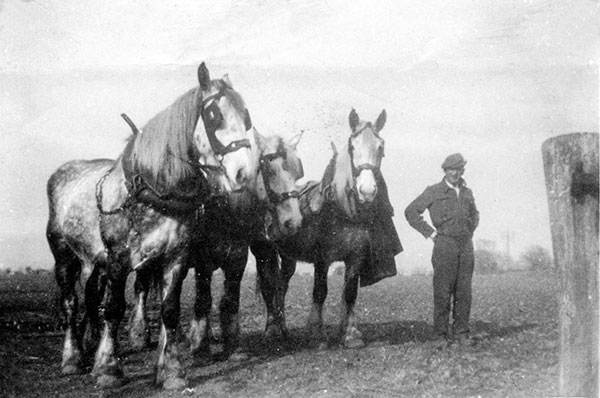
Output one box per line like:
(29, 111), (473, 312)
(348, 122), (385, 178)
(259, 141), (300, 206)
(201, 89), (252, 160)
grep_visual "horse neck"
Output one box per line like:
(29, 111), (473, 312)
(128, 87), (202, 195)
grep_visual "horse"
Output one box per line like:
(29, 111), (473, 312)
(256, 108), (402, 349)
(127, 131), (305, 359)
(46, 62), (258, 389)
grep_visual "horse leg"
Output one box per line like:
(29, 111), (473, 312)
(155, 259), (188, 390)
(251, 240), (285, 340)
(52, 241), (85, 375)
(307, 260), (328, 350)
(277, 253), (298, 337)
(82, 262), (106, 356)
(128, 270), (152, 350)
(219, 247), (248, 359)
(91, 261), (128, 388)
(188, 265), (213, 357)
(339, 261), (365, 349)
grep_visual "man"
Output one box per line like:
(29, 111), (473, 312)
(405, 153), (479, 345)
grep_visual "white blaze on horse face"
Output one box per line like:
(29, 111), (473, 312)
(351, 127), (383, 203)
(356, 169), (378, 203)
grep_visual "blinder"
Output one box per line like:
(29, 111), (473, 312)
(201, 90), (252, 159)
(259, 143), (300, 205)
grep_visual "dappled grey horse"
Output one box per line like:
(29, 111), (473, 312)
(46, 63), (258, 389)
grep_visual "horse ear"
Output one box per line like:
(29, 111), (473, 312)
(330, 141), (338, 157)
(222, 74), (233, 87)
(349, 108), (359, 131)
(288, 130), (304, 149)
(375, 109), (387, 132)
(254, 129), (267, 152)
(198, 62), (210, 91)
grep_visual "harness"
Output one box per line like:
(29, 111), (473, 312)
(201, 89), (252, 161)
(94, 87), (253, 257)
(259, 140), (300, 206)
(347, 122), (384, 178)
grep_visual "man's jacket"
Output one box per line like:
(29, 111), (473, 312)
(405, 179), (479, 239)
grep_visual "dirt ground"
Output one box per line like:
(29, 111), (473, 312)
(0, 268), (559, 398)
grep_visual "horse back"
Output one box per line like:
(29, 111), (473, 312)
(48, 159), (114, 198)
(47, 158), (116, 262)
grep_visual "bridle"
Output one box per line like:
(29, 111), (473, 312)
(348, 122), (385, 178)
(199, 88), (252, 172)
(259, 141), (300, 206)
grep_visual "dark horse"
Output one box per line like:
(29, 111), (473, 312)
(46, 63), (258, 389)
(257, 108), (402, 349)
(127, 131), (305, 359)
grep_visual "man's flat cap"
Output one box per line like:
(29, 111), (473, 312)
(442, 153), (467, 170)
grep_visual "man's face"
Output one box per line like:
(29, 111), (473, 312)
(444, 167), (464, 186)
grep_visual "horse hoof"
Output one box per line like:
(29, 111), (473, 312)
(96, 374), (126, 389)
(344, 338), (366, 349)
(162, 377), (187, 390)
(61, 363), (84, 376)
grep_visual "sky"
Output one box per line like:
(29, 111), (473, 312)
(0, 0), (598, 272)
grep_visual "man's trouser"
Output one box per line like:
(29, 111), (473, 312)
(431, 234), (474, 337)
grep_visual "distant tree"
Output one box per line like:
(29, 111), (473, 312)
(520, 245), (553, 270)
(25, 266), (32, 274)
(497, 253), (516, 271)
(474, 249), (500, 274)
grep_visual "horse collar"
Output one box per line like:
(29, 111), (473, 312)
(120, 139), (209, 215)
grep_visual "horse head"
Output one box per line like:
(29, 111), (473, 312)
(328, 108), (386, 217)
(346, 108), (386, 204)
(194, 63), (257, 193)
(255, 131), (304, 238)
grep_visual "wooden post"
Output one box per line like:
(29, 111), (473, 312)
(542, 132), (599, 398)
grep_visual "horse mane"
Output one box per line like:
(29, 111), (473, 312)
(323, 141), (357, 217)
(127, 87), (202, 194)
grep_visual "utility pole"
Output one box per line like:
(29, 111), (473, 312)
(504, 230), (512, 257)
